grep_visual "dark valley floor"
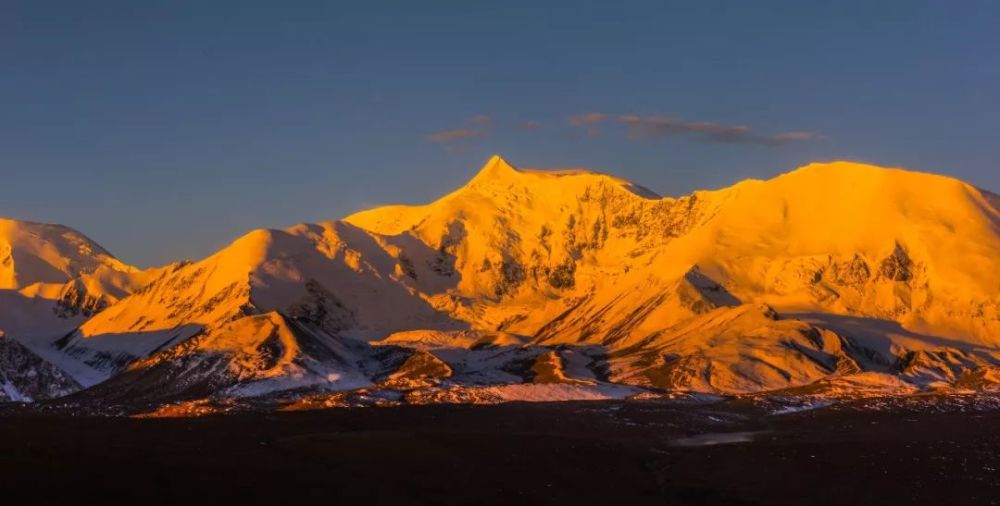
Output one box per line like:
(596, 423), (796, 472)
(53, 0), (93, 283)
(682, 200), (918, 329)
(2, 399), (999, 505)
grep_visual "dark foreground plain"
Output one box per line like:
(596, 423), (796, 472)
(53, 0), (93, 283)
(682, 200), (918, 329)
(2, 399), (999, 505)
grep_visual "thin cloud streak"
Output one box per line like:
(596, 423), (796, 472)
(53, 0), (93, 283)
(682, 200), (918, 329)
(772, 131), (820, 142)
(568, 112), (607, 126)
(467, 114), (493, 127)
(616, 114), (819, 146)
(429, 112), (819, 148)
(428, 114), (495, 148)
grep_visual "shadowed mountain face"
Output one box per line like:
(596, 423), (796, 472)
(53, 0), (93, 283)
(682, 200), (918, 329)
(3, 156), (1000, 408)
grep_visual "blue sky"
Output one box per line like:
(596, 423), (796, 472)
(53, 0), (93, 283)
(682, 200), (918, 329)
(2, 1), (998, 267)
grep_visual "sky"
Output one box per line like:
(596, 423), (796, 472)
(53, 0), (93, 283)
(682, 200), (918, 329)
(2, 1), (998, 267)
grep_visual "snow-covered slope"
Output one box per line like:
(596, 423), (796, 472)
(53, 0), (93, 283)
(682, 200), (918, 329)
(54, 220), (463, 398)
(349, 156), (1000, 394)
(0, 219), (151, 390)
(672, 162), (1000, 343)
(7, 156), (1000, 406)
(346, 156), (738, 346)
(0, 219), (134, 290)
(0, 219), (149, 331)
(348, 157), (1000, 346)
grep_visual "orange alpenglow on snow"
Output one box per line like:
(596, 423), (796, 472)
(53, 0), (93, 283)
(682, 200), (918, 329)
(2, 155), (999, 405)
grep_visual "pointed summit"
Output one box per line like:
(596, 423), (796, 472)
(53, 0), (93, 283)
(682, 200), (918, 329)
(461, 155), (661, 199)
(467, 155), (520, 187)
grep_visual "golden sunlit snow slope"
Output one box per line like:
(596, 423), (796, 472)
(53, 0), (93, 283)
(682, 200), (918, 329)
(0, 218), (153, 323)
(56, 220), (462, 392)
(0, 218), (158, 340)
(675, 162), (1000, 342)
(347, 156), (1000, 347)
(0, 219), (134, 289)
(43, 156), (1000, 399)
(346, 156), (733, 344)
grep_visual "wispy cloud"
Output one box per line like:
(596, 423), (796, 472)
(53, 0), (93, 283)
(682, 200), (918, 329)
(467, 114), (493, 127)
(616, 114), (819, 146)
(568, 112), (607, 126)
(429, 111), (819, 148)
(428, 114), (494, 148)
(771, 131), (820, 142)
(567, 113), (608, 137)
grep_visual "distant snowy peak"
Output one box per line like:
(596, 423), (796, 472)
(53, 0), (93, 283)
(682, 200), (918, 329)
(0, 218), (135, 290)
(0, 218), (147, 341)
(0, 219), (159, 392)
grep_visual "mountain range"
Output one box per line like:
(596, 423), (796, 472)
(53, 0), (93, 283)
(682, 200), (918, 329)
(2, 156), (999, 411)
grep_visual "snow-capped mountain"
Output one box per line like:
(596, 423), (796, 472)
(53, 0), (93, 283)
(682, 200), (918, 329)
(0, 219), (155, 330)
(0, 219), (155, 397)
(5, 156), (1000, 408)
(0, 219), (133, 290)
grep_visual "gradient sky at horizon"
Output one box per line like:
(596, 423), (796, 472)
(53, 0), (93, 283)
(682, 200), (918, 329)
(2, 1), (998, 267)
